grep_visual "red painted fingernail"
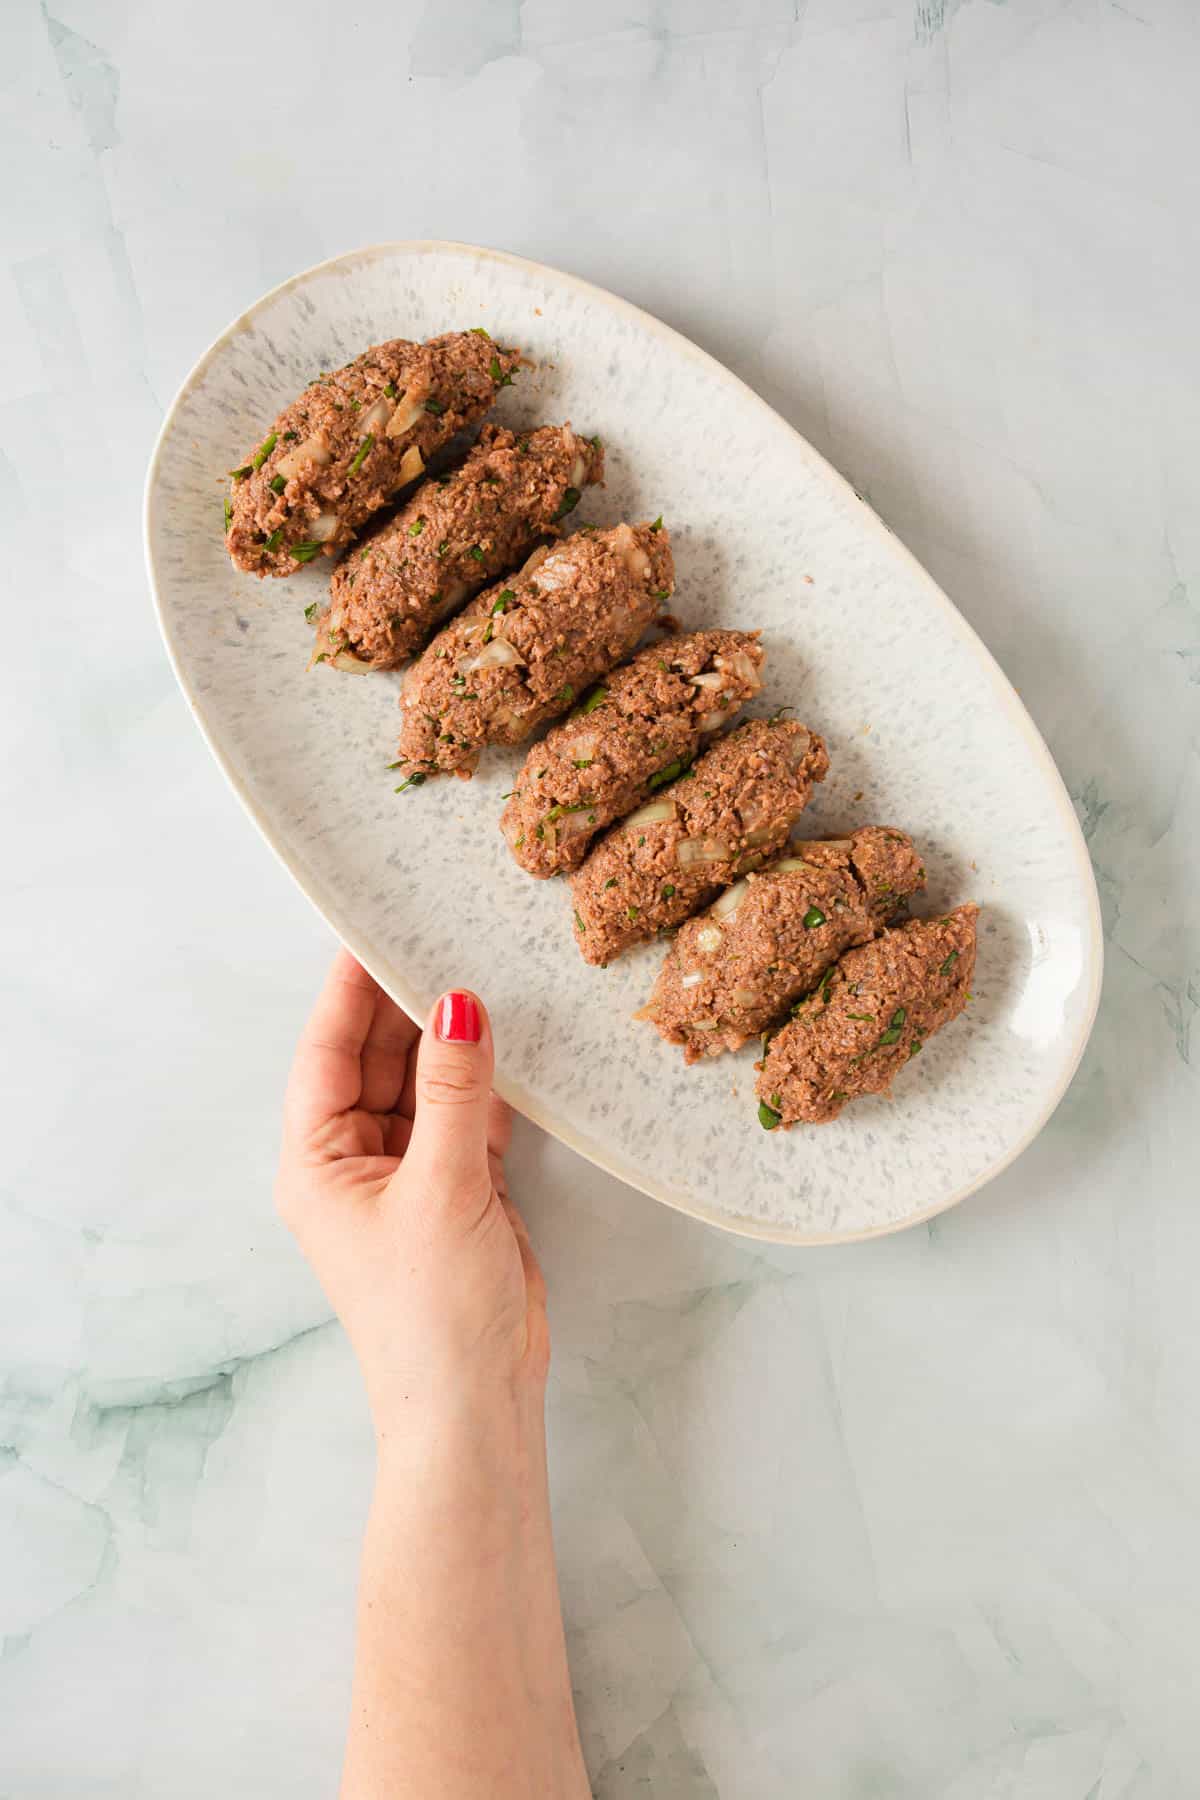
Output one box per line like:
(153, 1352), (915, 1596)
(437, 991), (480, 1044)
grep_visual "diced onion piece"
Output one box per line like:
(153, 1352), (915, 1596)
(276, 435), (331, 479)
(463, 638), (523, 674)
(718, 650), (762, 689)
(360, 397), (392, 437)
(690, 671), (726, 691)
(559, 809), (594, 840)
(680, 971), (704, 990)
(386, 389), (427, 437)
(690, 1017), (718, 1032)
(310, 510), (340, 543)
(695, 926), (722, 955)
(785, 729), (814, 764)
(569, 452), (588, 487)
(397, 444), (425, 484)
(612, 522), (651, 579)
(772, 857), (811, 874)
(818, 837), (853, 851)
(623, 797), (676, 833)
(569, 733), (598, 762)
(697, 710), (728, 733)
(744, 826), (778, 848)
(711, 879), (749, 919)
(531, 556), (572, 592)
(491, 703), (530, 737)
(458, 615), (490, 647)
(732, 988), (758, 1008)
(521, 544), (551, 576)
(677, 836), (730, 867)
(309, 632), (368, 674)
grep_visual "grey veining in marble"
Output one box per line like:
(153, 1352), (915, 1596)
(3, 0), (1199, 1794)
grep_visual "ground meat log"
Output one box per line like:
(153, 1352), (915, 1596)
(318, 423), (603, 669)
(756, 904), (979, 1127)
(644, 827), (926, 1061)
(501, 630), (765, 877)
(394, 521), (674, 781)
(569, 717), (829, 965)
(226, 331), (520, 577)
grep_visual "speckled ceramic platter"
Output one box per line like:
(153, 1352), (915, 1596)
(145, 242), (1102, 1244)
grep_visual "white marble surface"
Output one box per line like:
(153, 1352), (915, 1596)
(2, 0), (1197, 1793)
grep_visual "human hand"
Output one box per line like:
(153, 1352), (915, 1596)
(275, 949), (548, 1452)
(279, 953), (587, 1798)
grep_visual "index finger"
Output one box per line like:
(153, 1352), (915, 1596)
(283, 948), (381, 1140)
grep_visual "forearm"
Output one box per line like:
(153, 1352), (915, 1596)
(341, 1380), (589, 1799)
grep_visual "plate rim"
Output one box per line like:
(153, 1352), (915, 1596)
(144, 237), (1104, 1246)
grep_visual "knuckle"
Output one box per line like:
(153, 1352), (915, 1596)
(419, 1069), (484, 1108)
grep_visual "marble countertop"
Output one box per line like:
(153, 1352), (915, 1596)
(3, 1), (1197, 1793)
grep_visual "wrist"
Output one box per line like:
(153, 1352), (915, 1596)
(371, 1361), (548, 1499)
(349, 1367), (587, 1800)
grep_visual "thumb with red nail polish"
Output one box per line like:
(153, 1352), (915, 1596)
(404, 989), (493, 1214)
(437, 990), (481, 1045)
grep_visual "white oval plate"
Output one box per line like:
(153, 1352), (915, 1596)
(146, 242), (1101, 1244)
